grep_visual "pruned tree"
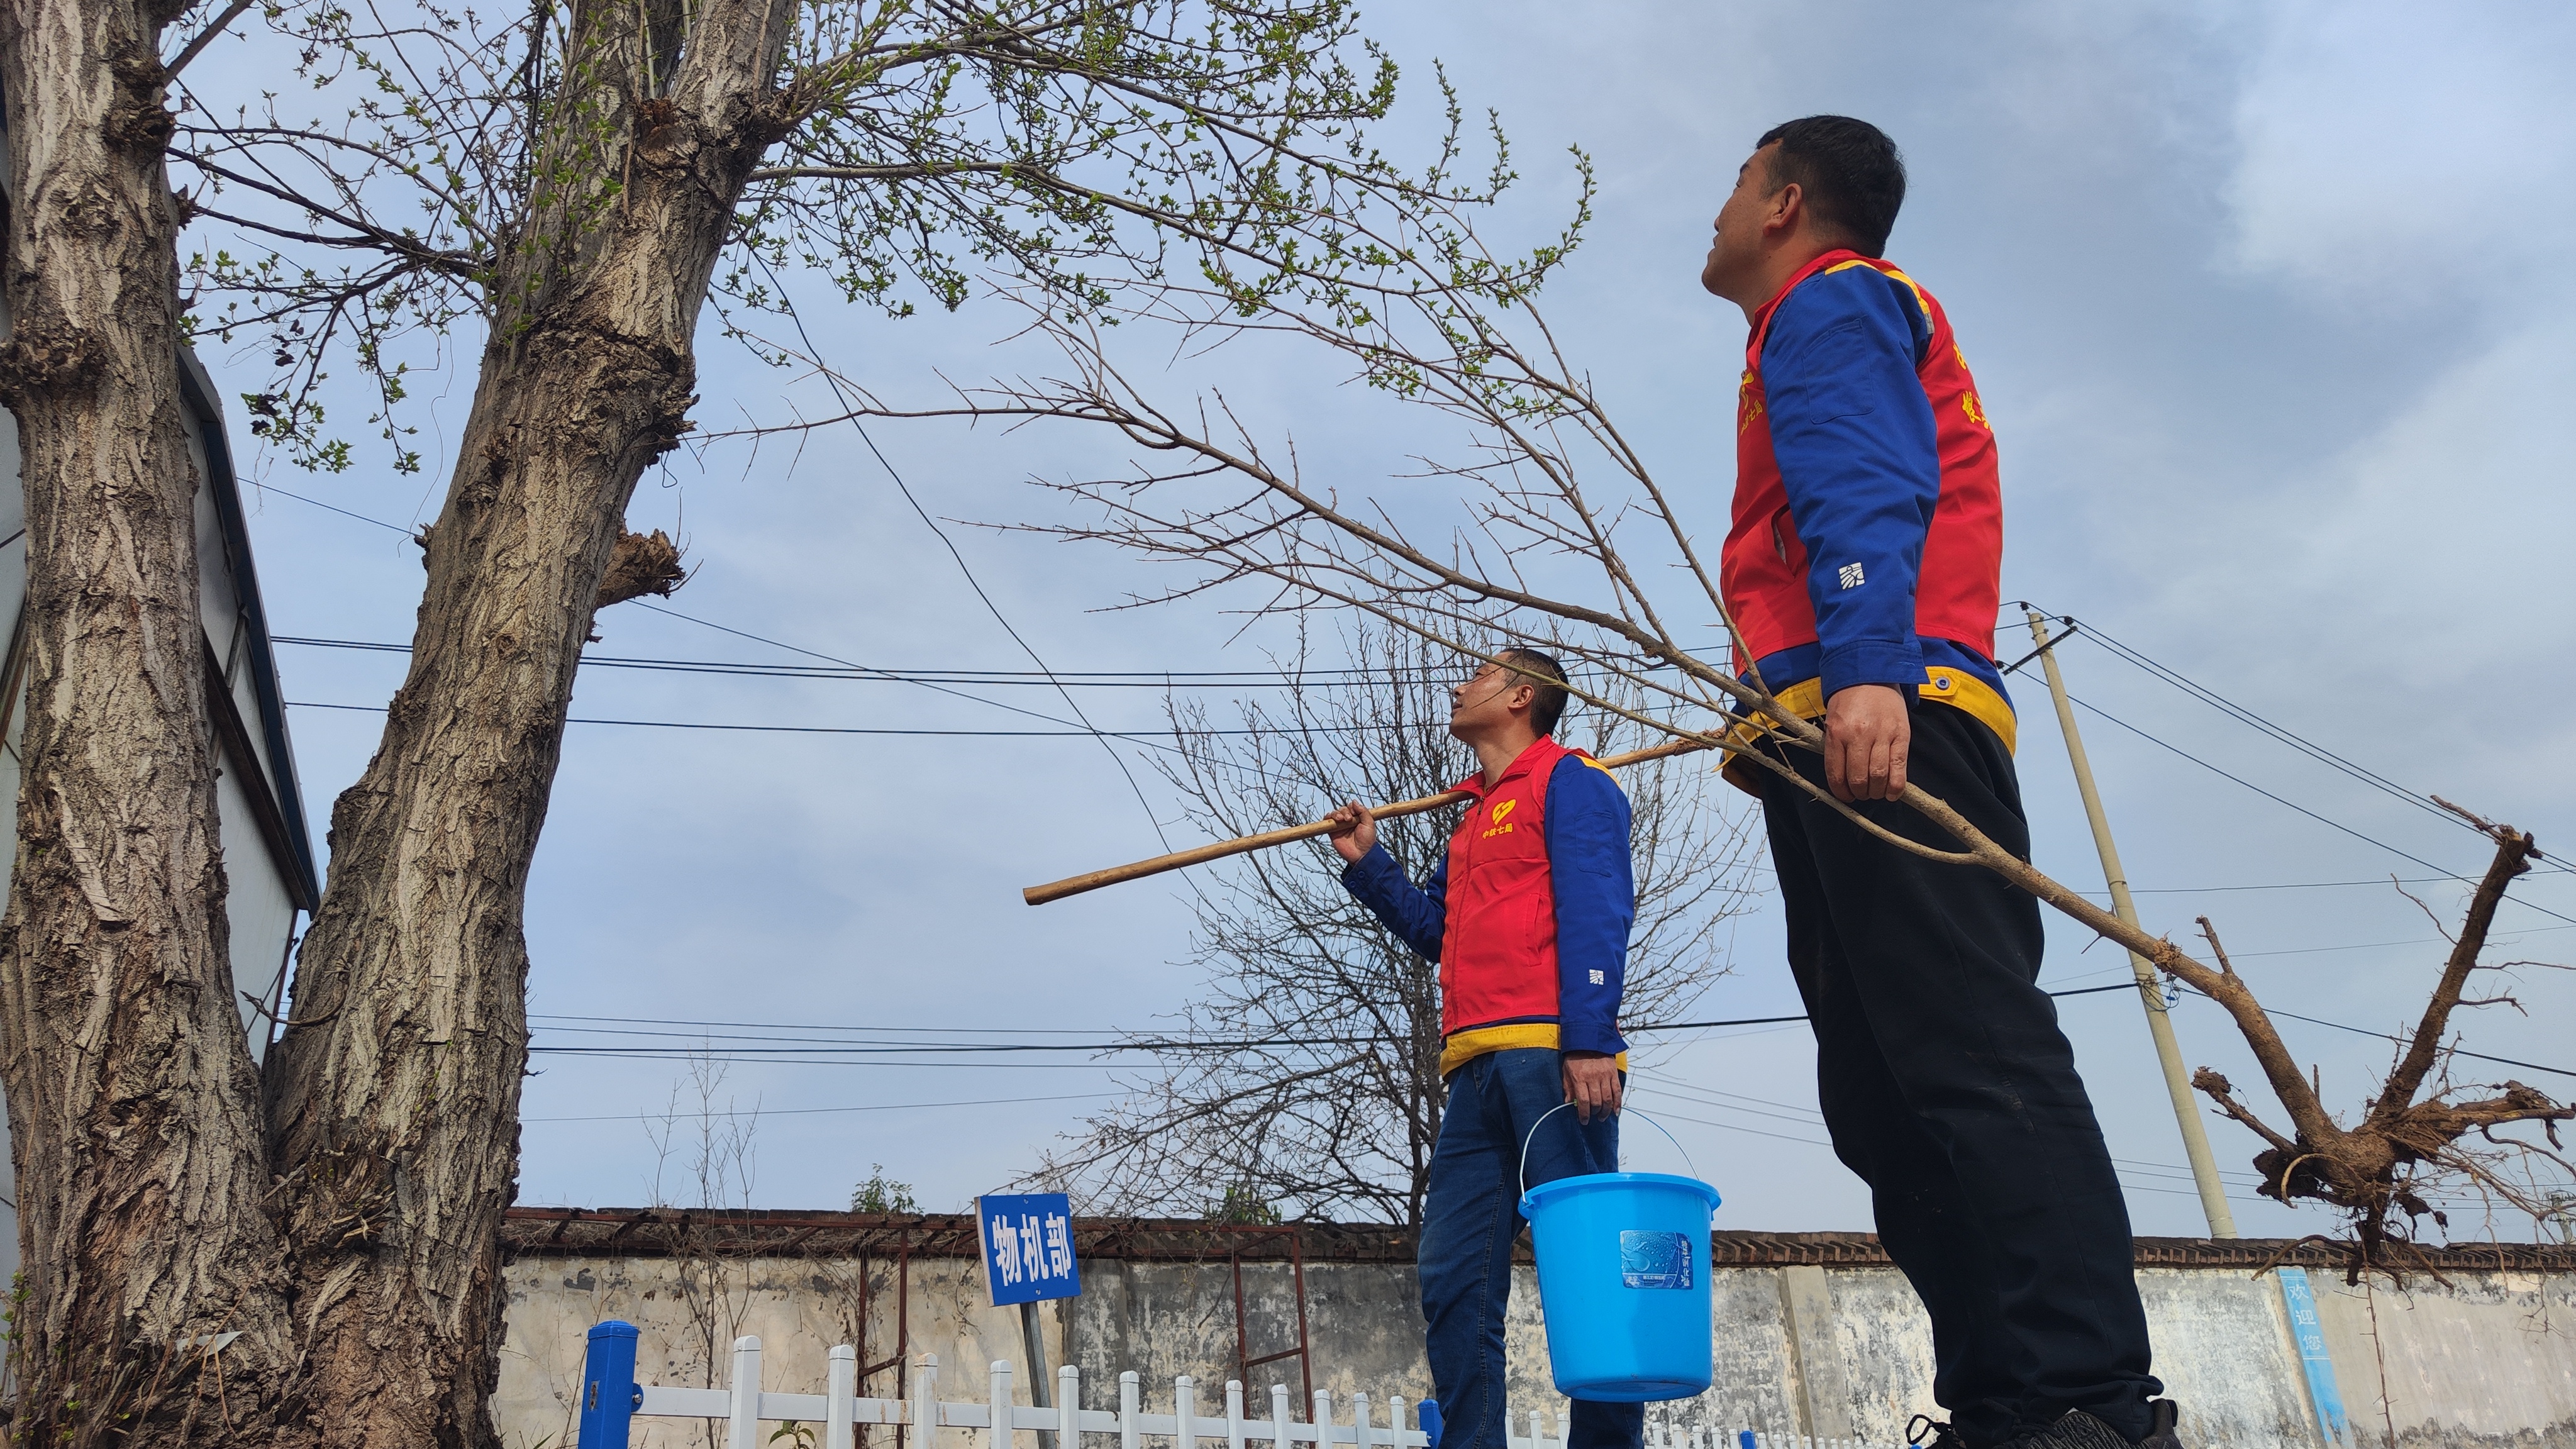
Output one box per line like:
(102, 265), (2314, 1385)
(807, 190), (2575, 1279)
(0, 0), (1575, 1440)
(2188, 809), (2574, 1277)
(1030, 613), (1758, 1227)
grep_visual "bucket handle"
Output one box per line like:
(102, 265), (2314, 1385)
(1516, 1101), (1703, 1201)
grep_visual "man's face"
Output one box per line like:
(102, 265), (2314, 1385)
(1448, 662), (1528, 740)
(1701, 144), (1782, 301)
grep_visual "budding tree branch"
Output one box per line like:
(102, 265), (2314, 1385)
(736, 189), (2572, 1272)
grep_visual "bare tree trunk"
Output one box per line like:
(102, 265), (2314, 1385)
(258, 0), (791, 1440)
(0, 0), (298, 1438)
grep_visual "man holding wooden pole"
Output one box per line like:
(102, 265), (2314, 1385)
(1323, 647), (1641, 1449)
(1700, 117), (2180, 1449)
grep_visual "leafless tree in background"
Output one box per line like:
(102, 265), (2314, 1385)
(1031, 613), (1759, 1227)
(642, 1049), (765, 1449)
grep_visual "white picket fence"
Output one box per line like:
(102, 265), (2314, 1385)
(586, 1336), (1466, 1449)
(575, 1326), (1902, 1449)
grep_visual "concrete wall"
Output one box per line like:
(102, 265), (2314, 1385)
(501, 1252), (1049, 1449)
(494, 1250), (2576, 1449)
(2308, 1267), (2576, 1449)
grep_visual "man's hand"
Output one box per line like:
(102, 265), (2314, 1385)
(1562, 1052), (1623, 1124)
(1823, 684), (1911, 802)
(1324, 800), (1377, 863)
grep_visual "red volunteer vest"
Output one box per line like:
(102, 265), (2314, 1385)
(1722, 250), (2004, 672)
(1438, 735), (1584, 1039)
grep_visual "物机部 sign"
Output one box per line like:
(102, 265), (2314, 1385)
(977, 1193), (1080, 1306)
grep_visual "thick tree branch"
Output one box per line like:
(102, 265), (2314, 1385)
(2374, 812), (2538, 1117)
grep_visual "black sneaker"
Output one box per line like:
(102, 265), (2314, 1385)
(2009, 1402), (2184, 1449)
(1907, 1415), (1975, 1449)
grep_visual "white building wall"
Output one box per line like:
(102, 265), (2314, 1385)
(215, 757), (303, 1033)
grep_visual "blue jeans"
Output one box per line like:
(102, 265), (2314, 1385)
(1419, 1048), (1643, 1449)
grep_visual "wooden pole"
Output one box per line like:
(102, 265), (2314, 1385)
(1022, 736), (1713, 905)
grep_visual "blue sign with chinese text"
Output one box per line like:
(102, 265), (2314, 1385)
(977, 1193), (1080, 1306)
(2275, 1267), (2350, 1446)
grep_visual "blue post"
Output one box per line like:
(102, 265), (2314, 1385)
(1418, 1398), (1442, 1449)
(577, 1319), (642, 1449)
(1739, 1433), (1757, 1449)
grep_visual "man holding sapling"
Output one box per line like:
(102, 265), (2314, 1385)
(1699, 116), (2182, 1449)
(1323, 647), (1641, 1449)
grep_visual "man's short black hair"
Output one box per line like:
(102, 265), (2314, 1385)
(1755, 116), (1906, 257)
(1497, 646), (1569, 736)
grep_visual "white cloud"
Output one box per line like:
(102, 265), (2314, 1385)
(2226, 0), (2576, 301)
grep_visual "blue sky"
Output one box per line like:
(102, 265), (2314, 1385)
(209, 0), (2576, 1239)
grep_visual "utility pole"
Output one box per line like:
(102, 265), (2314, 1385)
(2023, 609), (2238, 1238)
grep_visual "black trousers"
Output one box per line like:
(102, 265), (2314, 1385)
(1757, 697), (2159, 1446)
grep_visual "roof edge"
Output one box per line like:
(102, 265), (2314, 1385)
(499, 1206), (2576, 1272)
(177, 349), (323, 909)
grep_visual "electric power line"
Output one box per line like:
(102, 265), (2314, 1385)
(262, 476), (2561, 910)
(2129, 877), (2456, 894)
(252, 482), (1218, 760)
(2227, 923), (2572, 960)
(272, 635), (2576, 904)
(275, 633), (1474, 686)
(531, 1017), (1116, 1035)
(521, 982), (2143, 1057)
(752, 255), (1177, 854)
(521, 1089), (1123, 1124)
(1635, 1072), (2271, 1189)
(2180, 989), (2576, 1082)
(255, 480), (419, 535)
(1632, 1106), (1833, 1148)
(254, 406), (2570, 1042)
(1624, 1108), (2280, 1209)
(625, 603), (1210, 756)
(286, 698), (1445, 739)
(2018, 604), (2573, 899)
(524, 978), (2576, 1083)
(2062, 613), (2481, 838)
(2058, 690), (2576, 930)
(262, 465), (2573, 1018)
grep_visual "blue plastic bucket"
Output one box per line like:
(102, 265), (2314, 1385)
(1516, 1109), (1722, 1402)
